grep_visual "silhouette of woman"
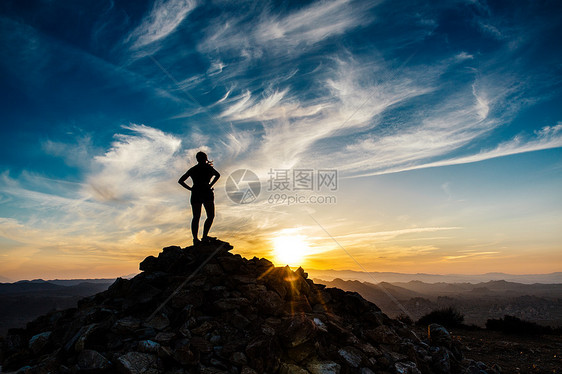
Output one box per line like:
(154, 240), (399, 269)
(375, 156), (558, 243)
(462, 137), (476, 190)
(178, 151), (220, 245)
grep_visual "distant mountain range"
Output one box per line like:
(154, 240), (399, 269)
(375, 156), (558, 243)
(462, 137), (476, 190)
(0, 279), (116, 336)
(2, 270), (560, 284)
(2, 269), (561, 335)
(0, 275), (13, 283)
(306, 269), (562, 284)
(315, 277), (562, 327)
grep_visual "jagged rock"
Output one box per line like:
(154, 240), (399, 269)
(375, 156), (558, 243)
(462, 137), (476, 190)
(338, 346), (364, 367)
(246, 335), (282, 373)
(279, 314), (317, 348)
(428, 324), (452, 348)
(117, 352), (158, 374)
(5, 330), (26, 351)
(138, 340), (160, 353)
(431, 346), (451, 374)
(154, 332), (176, 343)
(77, 349), (112, 371)
(395, 360), (422, 374)
(287, 340), (315, 362)
(280, 362), (310, 374)
(214, 297), (249, 310)
(173, 339), (199, 365)
(240, 367), (258, 374)
(139, 256), (158, 272)
(365, 325), (401, 345)
(28, 331), (51, 354)
(0, 239), (499, 374)
(256, 290), (284, 315)
(113, 317), (141, 333)
(229, 351), (247, 365)
(144, 313), (169, 331)
(295, 266), (308, 279)
(65, 324), (98, 352)
(306, 360), (341, 374)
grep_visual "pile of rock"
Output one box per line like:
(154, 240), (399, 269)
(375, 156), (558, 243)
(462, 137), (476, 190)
(1, 240), (500, 373)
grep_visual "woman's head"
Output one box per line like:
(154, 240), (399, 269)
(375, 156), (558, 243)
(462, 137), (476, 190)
(196, 151), (208, 164)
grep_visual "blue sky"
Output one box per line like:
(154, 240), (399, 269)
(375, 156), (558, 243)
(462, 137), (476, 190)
(1, 0), (561, 280)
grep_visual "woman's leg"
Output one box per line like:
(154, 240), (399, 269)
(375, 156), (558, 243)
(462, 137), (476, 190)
(202, 200), (215, 239)
(191, 199), (202, 241)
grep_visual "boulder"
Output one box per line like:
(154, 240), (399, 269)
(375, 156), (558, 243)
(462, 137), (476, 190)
(279, 315), (317, 348)
(338, 346), (364, 368)
(28, 331), (51, 354)
(116, 352), (158, 374)
(306, 360), (341, 374)
(365, 325), (401, 345)
(280, 363), (310, 374)
(77, 349), (112, 371)
(428, 324), (452, 348)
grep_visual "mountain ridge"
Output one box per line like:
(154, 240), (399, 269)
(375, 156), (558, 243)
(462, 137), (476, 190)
(0, 240), (500, 374)
(306, 269), (562, 284)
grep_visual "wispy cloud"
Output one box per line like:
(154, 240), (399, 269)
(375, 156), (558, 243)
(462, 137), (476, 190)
(199, 0), (377, 58)
(2, 0), (562, 279)
(0, 125), (194, 278)
(214, 56), (433, 174)
(86, 124), (182, 202)
(332, 227), (461, 242)
(125, 0), (197, 50)
(399, 123), (562, 172)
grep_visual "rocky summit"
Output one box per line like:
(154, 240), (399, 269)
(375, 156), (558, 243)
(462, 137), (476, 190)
(0, 240), (500, 374)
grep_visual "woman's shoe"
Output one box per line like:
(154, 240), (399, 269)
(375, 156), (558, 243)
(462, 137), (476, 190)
(201, 236), (216, 243)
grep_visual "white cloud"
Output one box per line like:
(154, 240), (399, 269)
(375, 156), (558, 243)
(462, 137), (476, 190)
(472, 83), (489, 120)
(220, 89), (325, 122)
(406, 123), (562, 170)
(86, 124), (182, 202)
(0, 125), (198, 278)
(207, 60), (226, 76)
(42, 135), (97, 168)
(312, 66), (554, 177)
(199, 0), (377, 58)
(215, 57), (432, 175)
(331, 226), (461, 243)
(126, 0), (197, 50)
(455, 51), (474, 61)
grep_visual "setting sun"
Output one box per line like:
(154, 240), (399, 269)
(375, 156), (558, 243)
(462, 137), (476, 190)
(272, 233), (309, 266)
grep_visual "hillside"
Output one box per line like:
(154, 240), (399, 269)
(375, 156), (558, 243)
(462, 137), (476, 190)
(316, 278), (562, 327)
(0, 240), (500, 373)
(0, 281), (114, 336)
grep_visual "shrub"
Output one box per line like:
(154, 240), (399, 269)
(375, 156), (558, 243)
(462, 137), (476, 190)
(486, 315), (553, 335)
(416, 307), (464, 328)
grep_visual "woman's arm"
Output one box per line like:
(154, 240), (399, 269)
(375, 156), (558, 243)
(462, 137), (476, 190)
(209, 169), (220, 189)
(178, 171), (192, 191)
